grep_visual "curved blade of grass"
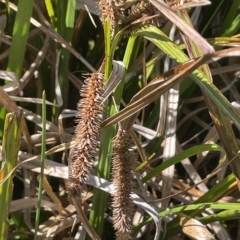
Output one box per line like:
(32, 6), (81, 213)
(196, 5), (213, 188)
(141, 27), (240, 133)
(199, 209), (240, 223)
(0, 110), (23, 238)
(141, 144), (225, 183)
(34, 91), (46, 239)
(218, 0), (240, 36)
(161, 202), (240, 218)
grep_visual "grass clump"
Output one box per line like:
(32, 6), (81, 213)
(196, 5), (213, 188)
(1, 0), (240, 239)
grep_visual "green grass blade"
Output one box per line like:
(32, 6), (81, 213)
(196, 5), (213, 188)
(220, 14), (240, 37)
(66, 0), (76, 28)
(34, 91), (46, 239)
(44, 0), (56, 28)
(134, 201), (240, 234)
(141, 144), (225, 183)
(162, 202), (240, 218)
(0, 108), (7, 138)
(201, 0), (224, 35)
(0, 111), (23, 239)
(199, 209), (240, 223)
(218, 0), (240, 36)
(7, 0), (34, 77)
(104, 20), (112, 79)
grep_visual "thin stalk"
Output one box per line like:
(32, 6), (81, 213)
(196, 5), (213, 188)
(34, 91), (46, 239)
(201, 0), (224, 35)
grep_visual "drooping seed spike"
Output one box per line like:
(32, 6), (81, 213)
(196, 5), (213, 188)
(119, 0), (168, 34)
(68, 72), (104, 198)
(112, 129), (135, 240)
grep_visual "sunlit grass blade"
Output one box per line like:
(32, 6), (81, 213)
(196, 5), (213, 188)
(66, 0), (76, 28)
(218, 0), (240, 36)
(0, 110), (23, 238)
(141, 144), (225, 183)
(199, 209), (240, 223)
(44, 0), (56, 28)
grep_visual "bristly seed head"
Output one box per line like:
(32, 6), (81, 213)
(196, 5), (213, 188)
(98, 0), (204, 36)
(112, 129), (135, 240)
(98, 0), (123, 38)
(68, 72), (104, 198)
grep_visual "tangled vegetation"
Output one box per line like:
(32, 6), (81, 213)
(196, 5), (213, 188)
(0, 0), (240, 239)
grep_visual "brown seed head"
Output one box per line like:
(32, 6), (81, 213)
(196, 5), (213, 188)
(98, 0), (124, 37)
(68, 73), (104, 198)
(120, 0), (168, 33)
(112, 129), (135, 240)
